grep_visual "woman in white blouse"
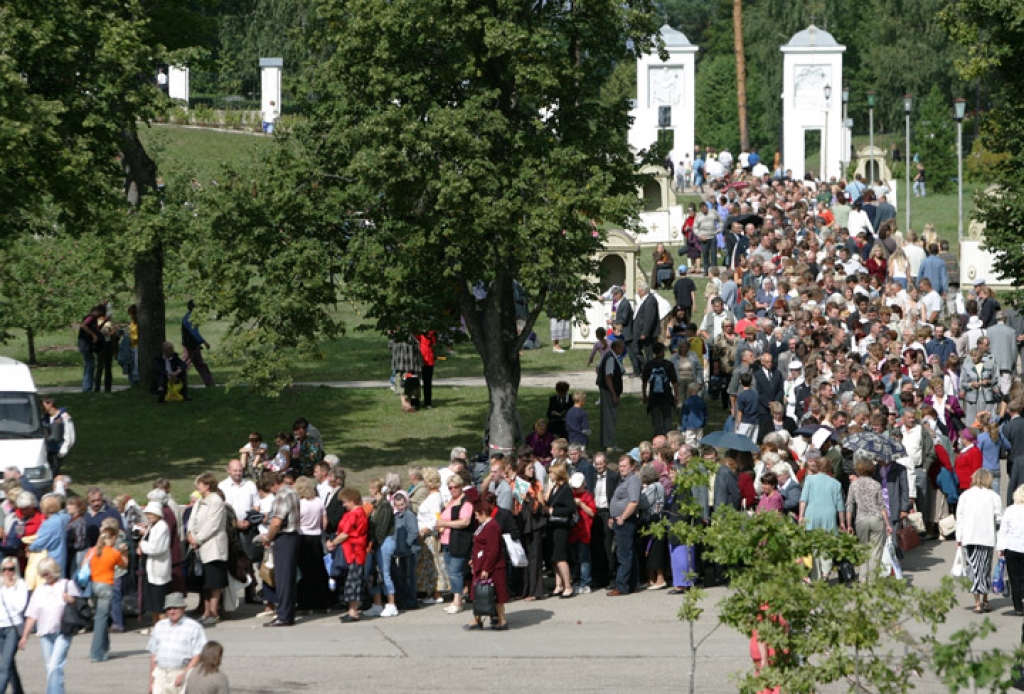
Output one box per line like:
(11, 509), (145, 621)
(956, 469), (1003, 613)
(138, 502), (171, 632)
(997, 485), (1024, 615)
(0, 556), (27, 692)
(294, 477), (331, 612)
(18, 558), (78, 694)
(415, 468), (450, 604)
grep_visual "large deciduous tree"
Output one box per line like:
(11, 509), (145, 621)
(275, 0), (661, 449)
(942, 0), (1024, 298)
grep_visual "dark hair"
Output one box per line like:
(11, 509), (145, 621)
(740, 373), (753, 387)
(292, 417), (310, 431)
(474, 498), (495, 517)
(760, 471), (778, 488)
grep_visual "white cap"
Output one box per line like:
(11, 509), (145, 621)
(789, 360), (803, 370)
(143, 501), (164, 517)
(570, 473), (586, 489)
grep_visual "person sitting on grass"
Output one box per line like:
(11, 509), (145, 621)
(153, 341), (189, 403)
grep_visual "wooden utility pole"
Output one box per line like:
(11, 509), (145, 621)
(733, 0), (749, 151)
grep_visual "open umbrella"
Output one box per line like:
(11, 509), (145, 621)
(735, 213), (764, 228)
(727, 181), (751, 191)
(842, 431), (907, 463)
(698, 431), (760, 453)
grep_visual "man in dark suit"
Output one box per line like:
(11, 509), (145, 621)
(752, 352), (783, 433)
(633, 281), (661, 369)
(589, 452), (621, 589)
(612, 286), (642, 376)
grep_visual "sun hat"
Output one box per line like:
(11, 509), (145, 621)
(143, 501), (164, 517)
(163, 592), (188, 610)
(570, 473), (586, 489)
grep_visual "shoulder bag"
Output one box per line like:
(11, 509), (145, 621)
(60, 580), (95, 636)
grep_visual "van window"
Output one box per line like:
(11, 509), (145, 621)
(0, 393), (42, 438)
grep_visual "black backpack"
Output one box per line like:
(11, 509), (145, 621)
(649, 363), (669, 395)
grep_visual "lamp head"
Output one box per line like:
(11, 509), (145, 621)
(953, 97), (967, 122)
(824, 84), (832, 102)
(903, 94), (913, 114)
(867, 91), (876, 108)
(841, 84), (849, 104)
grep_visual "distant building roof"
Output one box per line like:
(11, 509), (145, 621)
(659, 24), (694, 48)
(784, 25), (842, 48)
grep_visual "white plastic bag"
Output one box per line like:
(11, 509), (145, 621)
(885, 536), (904, 579)
(502, 534), (528, 568)
(950, 546), (967, 578)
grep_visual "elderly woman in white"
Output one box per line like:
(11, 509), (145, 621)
(997, 485), (1024, 616)
(956, 469), (1003, 613)
(138, 501), (171, 632)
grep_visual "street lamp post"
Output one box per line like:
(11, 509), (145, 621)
(904, 94), (913, 233)
(954, 97), (967, 242)
(841, 84), (849, 176)
(823, 84), (832, 181)
(867, 91), (876, 182)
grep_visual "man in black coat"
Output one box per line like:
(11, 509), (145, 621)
(633, 281), (661, 368)
(612, 286), (642, 376)
(590, 452), (621, 589)
(751, 352), (783, 433)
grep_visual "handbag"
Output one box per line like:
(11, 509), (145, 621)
(328, 544), (348, 579)
(472, 579), (496, 618)
(895, 520), (922, 554)
(75, 548), (95, 589)
(885, 536), (904, 579)
(938, 514), (957, 538)
(258, 560), (275, 588)
(837, 559), (857, 584)
(184, 548), (204, 591)
(906, 511), (926, 534)
(165, 380), (185, 402)
(950, 546), (967, 578)
(60, 580), (95, 636)
(993, 557), (1007, 595)
(502, 534), (528, 568)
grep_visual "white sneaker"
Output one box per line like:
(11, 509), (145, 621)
(380, 604), (399, 618)
(444, 604), (463, 614)
(578, 586), (592, 594)
(365, 604), (384, 617)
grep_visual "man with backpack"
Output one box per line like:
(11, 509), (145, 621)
(641, 342), (679, 437)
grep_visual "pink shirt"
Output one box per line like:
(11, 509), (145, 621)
(299, 497), (325, 536)
(439, 497), (473, 545)
(26, 579), (79, 636)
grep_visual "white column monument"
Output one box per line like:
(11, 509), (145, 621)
(259, 58), (283, 128)
(167, 66), (189, 105)
(780, 26), (845, 181)
(628, 25), (698, 165)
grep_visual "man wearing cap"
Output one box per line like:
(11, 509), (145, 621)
(147, 592), (207, 694)
(611, 286), (641, 376)
(672, 266), (697, 323)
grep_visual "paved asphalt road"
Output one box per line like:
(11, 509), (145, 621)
(11, 537), (1022, 693)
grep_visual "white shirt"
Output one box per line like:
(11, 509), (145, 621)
(139, 519), (172, 585)
(900, 424), (924, 469)
(416, 491), (443, 532)
(594, 472), (609, 509)
(218, 477), (258, 522)
(956, 487), (1003, 547)
(0, 580), (27, 627)
(921, 290), (942, 320)
(316, 480), (332, 502)
(904, 244), (926, 279)
(997, 503), (1024, 553)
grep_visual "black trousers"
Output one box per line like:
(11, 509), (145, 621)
(421, 364), (434, 407)
(1006, 550), (1024, 613)
(591, 509), (616, 587)
(273, 532), (300, 624)
(522, 531), (544, 599)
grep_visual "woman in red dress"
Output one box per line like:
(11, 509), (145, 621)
(464, 498), (508, 631)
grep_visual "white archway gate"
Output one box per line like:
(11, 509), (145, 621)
(780, 26), (845, 181)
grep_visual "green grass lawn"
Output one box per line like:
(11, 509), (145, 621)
(139, 124), (269, 182)
(54, 383), (720, 504)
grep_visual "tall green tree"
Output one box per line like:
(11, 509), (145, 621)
(910, 84), (957, 195)
(208, 0), (663, 445)
(695, 54), (739, 151)
(942, 0), (1024, 298)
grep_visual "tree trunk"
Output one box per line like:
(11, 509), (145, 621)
(135, 245), (166, 392)
(119, 129), (162, 391)
(25, 327), (36, 365)
(733, 0), (749, 152)
(457, 273), (527, 455)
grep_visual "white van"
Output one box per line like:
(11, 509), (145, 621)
(0, 357), (53, 489)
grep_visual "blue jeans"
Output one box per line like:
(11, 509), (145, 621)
(110, 577), (123, 628)
(0, 625), (23, 694)
(90, 582), (112, 661)
(38, 633), (71, 694)
(613, 520), (639, 593)
(571, 543), (592, 589)
(368, 536), (396, 597)
(77, 339), (95, 393)
(894, 277), (908, 290)
(443, 548), (468, 597)
(913, 181), (926, 197)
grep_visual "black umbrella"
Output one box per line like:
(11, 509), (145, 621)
(735, 213), (764, 228)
